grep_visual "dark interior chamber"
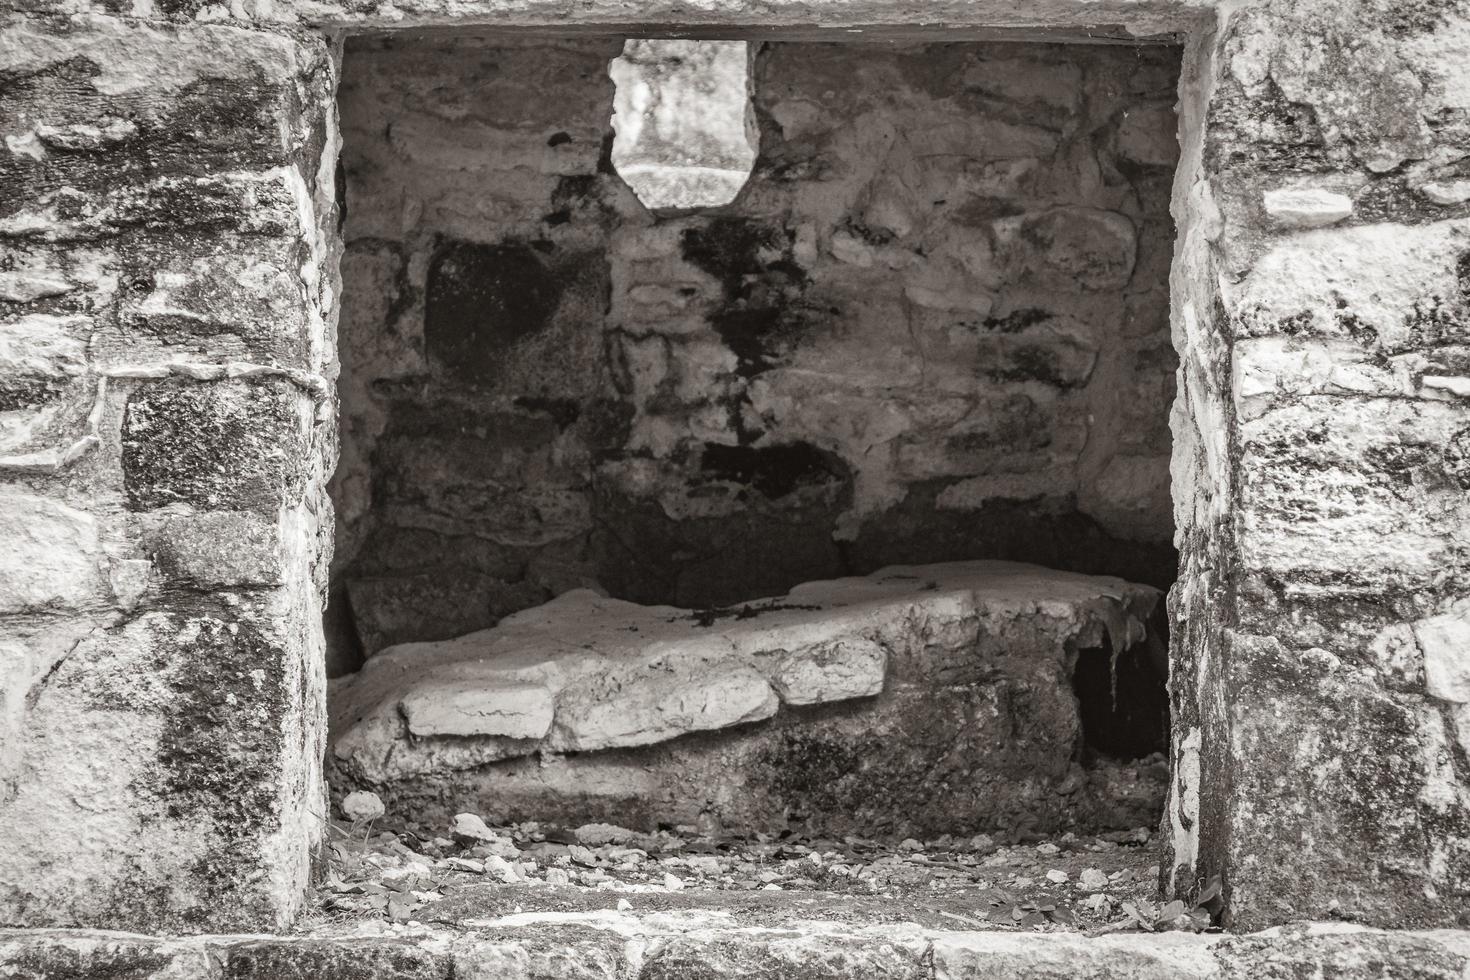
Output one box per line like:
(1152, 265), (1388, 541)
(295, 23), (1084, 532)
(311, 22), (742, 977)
(325, 36), (1182, 830)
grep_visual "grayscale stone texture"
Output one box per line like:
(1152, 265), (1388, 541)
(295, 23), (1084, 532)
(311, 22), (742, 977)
(329, 34), (1180, 661)
(328, 561), (1167, 836)
(0, 0), (1467, 947)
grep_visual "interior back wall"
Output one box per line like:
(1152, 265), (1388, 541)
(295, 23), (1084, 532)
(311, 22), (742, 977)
(329, 35), (1182, 666)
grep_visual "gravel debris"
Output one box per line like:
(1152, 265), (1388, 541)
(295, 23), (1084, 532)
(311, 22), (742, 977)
(315, 811), (1165, 933)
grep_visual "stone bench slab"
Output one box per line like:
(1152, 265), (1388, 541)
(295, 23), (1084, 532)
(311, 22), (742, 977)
(330, 561), (1161, 786)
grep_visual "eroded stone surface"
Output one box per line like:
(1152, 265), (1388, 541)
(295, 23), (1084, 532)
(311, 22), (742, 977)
(331, 561), (1161, 834)
(4, 0), (1470, 941)
(609, 40), (757, 210)
(0, 13), (338, 933)
(3, 921), (1470, 980)
(1161, 0), (1470, 932)
(0, 493), (100, 614)
(402, 681), (557, 741)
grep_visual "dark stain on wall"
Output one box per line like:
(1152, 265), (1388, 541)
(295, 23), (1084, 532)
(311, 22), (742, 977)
(591, 481), (852, 608)
(698, 442), (849, 500)
(424, 242), (566, 383)
(681, 218), (811, 377)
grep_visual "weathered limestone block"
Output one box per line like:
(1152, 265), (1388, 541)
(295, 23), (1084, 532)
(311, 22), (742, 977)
(0, 605), (320, 930)
(0, 13), (336, 932)
(331, 561), (1161, 835)
(770, 638), (887, 704)
(1162, 0), (1470, 931)
(402, 680), (556, 740)
(122, 380), (311, 513)
(609, 40), (757, 210)
(1261, 187), (1354, 228)
(554, 660), (781, 752)
(931, 931), (1218, 979)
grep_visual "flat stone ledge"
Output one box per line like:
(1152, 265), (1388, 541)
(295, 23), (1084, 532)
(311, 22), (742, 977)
(331, 560), (1161, 783)
(5, 921), (1470, 979)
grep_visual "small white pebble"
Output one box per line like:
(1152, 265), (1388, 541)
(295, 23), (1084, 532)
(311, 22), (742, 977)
(664, 872), (685, 891)
(341, 791), (385, 823)
(483, 855), (520, 884)
(1078, 868), (1110, 891)
(1046, 869), (1069, 884)
(1036, 842), (1061, 856)
(381, 862), (431, 881)
(450, 813), (497, 842)
(898, 838), (924, 852)
(617, 898), (632, 911)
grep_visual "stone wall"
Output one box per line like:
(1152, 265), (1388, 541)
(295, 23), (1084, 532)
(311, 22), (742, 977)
(330, 34), (627, 662)
(331, 36), (1181, 662)
(1161, 0), (1470, 930)
(4, 0), (1469, 938)
(0, 15), (337, 931)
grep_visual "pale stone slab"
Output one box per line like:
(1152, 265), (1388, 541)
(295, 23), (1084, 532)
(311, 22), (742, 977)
(1415, 604), (1470, 705)
(1422, 180), (1470, 205)
(5, 919), (1470, 980)
(330, 560), (1161, 788)
(402, 680), (556, 740)
(552, 664), (778, 751)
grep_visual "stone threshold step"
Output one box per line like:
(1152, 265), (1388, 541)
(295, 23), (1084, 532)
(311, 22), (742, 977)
(4, 919), (1470, 978)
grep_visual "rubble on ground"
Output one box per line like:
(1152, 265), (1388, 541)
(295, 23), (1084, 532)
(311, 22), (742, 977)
(314, 801), (1179, 935)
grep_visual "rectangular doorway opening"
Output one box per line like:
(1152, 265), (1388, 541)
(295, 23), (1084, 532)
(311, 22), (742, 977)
(324, 31), (1183, 907)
